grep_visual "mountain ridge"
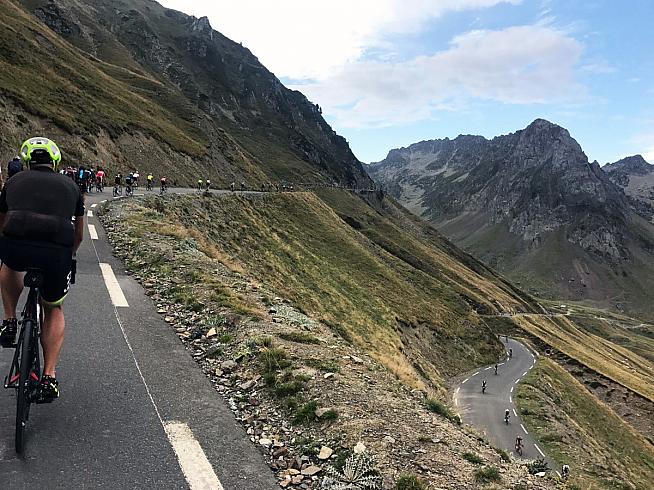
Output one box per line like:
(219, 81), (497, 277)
(369, 119), (654, 318)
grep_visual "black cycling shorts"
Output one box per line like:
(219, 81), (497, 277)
(0, 237), (73, 305)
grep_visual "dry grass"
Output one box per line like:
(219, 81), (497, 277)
(517, 358), (654, 489)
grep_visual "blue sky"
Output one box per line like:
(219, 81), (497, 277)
(161, 1), (654, 164)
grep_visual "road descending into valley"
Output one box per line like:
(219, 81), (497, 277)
(0, 189), (278, 489)
(454, 338), (558, 473)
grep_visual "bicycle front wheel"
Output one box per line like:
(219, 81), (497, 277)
(15, 319), (35, 454)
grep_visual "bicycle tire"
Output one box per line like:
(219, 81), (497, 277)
(15, 318), (35, 454)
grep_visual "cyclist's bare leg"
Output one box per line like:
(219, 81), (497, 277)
(0, 265), (24, 319)
(41, 305), (65, 377)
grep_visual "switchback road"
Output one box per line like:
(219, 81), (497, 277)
(0, 188), (278, 489)
(454, 338), (557, 471)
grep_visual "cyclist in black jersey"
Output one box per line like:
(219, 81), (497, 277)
(0, 137), (84, 402)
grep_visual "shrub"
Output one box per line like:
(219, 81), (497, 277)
(278, 331), (320, 344)
(425, 398), (461, 425)
(395, 473), (426, 489)
(463, 452), (484, 465)
(474, 466), (501, 484)
(527, 458), (549, 475)
(496, 448), (511, 463)
(293, 400), (318, 424)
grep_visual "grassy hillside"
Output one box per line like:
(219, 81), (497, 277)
(115, 190), (546, 392)
(513, 315), (654, 402)
(517, 358), (654, 490)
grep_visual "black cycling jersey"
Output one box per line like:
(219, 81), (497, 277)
(0, 166), (84, 247)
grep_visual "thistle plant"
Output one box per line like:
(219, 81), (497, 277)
(320, 451), (382, 490)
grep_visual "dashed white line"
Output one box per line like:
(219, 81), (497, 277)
(484, 366), (492, 371)
(512, 408), (517, 416)
(88, 224), (98, 240)
(509, 395), (512, 403)
(164, 422), (224, 490)
(472, 371), (480, 377)
(534, 443), (545, 457)
(520, 424), (528, 435)
(514, 379), (520, 385)
(556, 471), (561, 478)
(510, 386), (514, 393)
(100, 200), (107, 203)
(455, 387), (460, 395)
(91, 203), (98, 208)
(87, 210), (93, 218)
(462, 378), (469, 384)
(522, 371), (528, 377)
(498, 362), (505, 366)
(454, 398), (458, 406)
(99, 263), (129, 307)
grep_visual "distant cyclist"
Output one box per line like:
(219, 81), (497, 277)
(205, 179), (211, 191)
(504, 409), (510, 424)
(0, 137), (84, 402)
(230, 182), (235, 192)
(482, 380), (487, 394)
(561, 464), (570, 480)
(515, 435), (523, 455)
(197, 179), (203, 190)
(7, 156), (23, 180)
(160, 176), (167, 194)
(114, 173), (122, 196)
(125, 174), (134, 196)
(146, 173), (154, 191)
(494, 363), (498, 375)
(133, 171), (139, 188)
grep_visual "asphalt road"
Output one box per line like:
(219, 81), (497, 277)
(0, 188), (278, 489)
(454, 338), (556, 468)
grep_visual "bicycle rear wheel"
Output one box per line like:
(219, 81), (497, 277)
(15, 318), (35, 454)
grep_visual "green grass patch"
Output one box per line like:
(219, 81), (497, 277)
(304, 358), (340, 372)
(395, 474), (426, 490)
(474, 466), (501, 484)
(293, 400), (318, 424)
(462, 452), (484, 465)
(425, 398), (461, 425)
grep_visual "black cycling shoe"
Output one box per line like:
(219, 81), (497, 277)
(0, 318), (18, 348)
(36, 375), (60, 404)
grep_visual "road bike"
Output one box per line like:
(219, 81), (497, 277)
(515, 442), (523, 456)
(4, 269), (45, 453)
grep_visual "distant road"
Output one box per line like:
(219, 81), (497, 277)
(454, 338), (558, 472)
(0, 188), (278, 489)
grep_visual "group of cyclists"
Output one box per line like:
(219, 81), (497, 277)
(112, 172), (168, 197)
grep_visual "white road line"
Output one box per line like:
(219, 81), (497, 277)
(509, 395), (512, 403)
(510, 386), (514, 393)
(462, 378), (469, 384)
(534, 443), (545, 457)
(88, 224), (99, 240)
(523, 371), (528, 377)
(514, 379), (520, 385)
(100, 200), (107, 203)
(87, 210), (93, 218)
(472, 371), (480, 377)
(164, 422), (224, 490)
(532, 359), (536, 366)
(513, 408), (517, 416)
(556, 471), (561, 478)
(498, 362), (505, 366)
(455, 387), (460, 395)
(485, 366), (492, 371)
(454, 398), (458, 406)
(520, 424), (528, 434)
(91, 203), (98, 208)
(99, 263), (129, 307)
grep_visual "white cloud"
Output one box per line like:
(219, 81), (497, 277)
(157, 0), (520, 79)
(295, 25), (585, 128)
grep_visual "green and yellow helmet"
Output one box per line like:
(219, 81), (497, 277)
(20, 137), (62, 167)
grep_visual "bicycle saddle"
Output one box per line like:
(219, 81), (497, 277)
(24, 269), (45, 288)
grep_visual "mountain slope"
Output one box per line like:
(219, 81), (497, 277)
(1, 0), (369, 186)
(369, 119), (654, 318)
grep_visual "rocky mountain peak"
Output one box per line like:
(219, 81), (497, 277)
(604, 155), (653, 176)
